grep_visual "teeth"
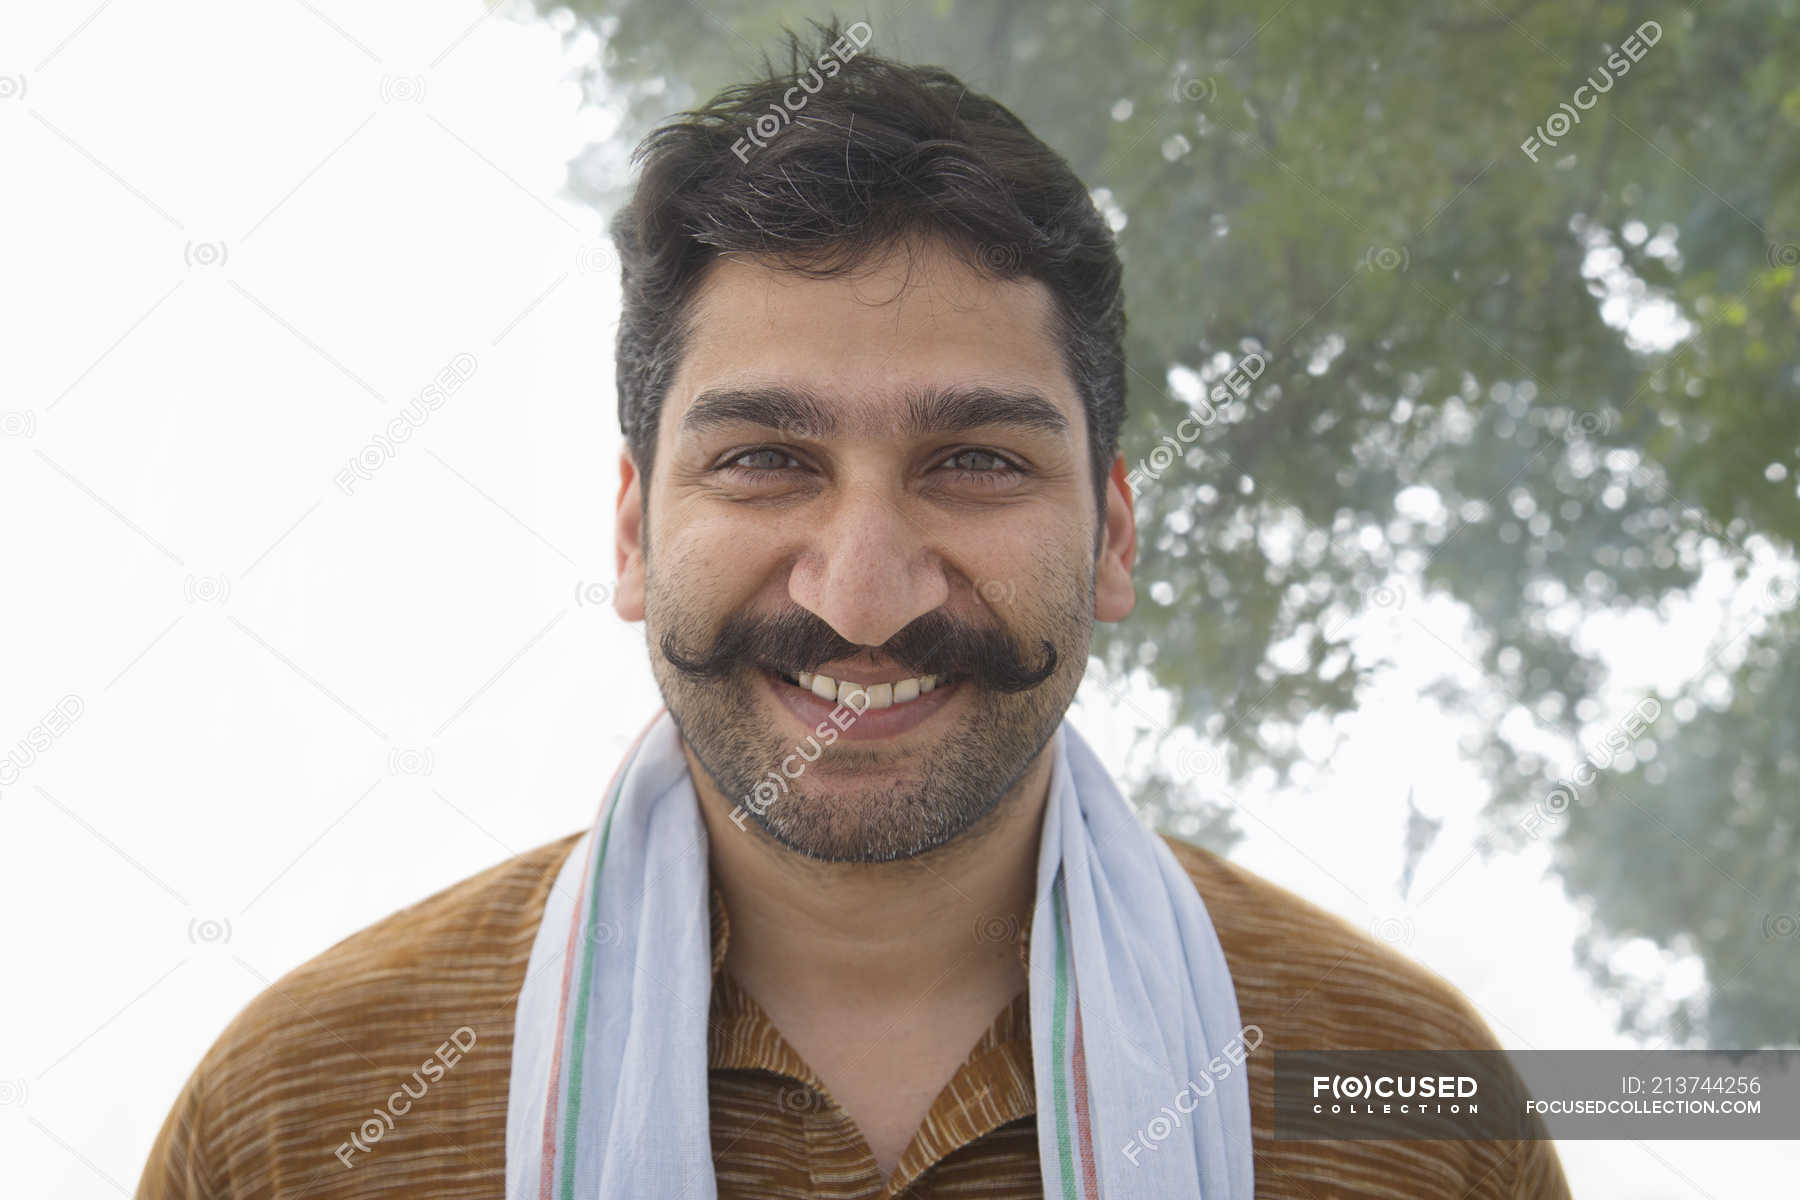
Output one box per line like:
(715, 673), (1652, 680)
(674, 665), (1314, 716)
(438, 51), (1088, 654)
(788, 671), (948, 707)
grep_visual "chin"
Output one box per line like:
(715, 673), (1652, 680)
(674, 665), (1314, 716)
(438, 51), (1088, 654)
(737, 780), (994, 864)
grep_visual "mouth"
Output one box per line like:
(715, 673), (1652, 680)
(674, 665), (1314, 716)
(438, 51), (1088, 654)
(759, 665), (963, 740)
(769, 667), (958, 708)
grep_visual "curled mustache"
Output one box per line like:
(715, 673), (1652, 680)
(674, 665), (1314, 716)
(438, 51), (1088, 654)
(660, 607), (1057, 694)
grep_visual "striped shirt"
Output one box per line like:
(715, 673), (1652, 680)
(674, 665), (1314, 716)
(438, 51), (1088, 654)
(136, 831), (1571, 1198)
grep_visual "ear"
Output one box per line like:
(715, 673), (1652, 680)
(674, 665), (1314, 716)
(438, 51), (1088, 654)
(613, 448), (646, 621)
(1094, 452), (1136, 622)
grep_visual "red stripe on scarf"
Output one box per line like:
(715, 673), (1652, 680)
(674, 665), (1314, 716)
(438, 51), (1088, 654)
(535, 708), (666, 1197)
(1070, 991), (1099, 1196)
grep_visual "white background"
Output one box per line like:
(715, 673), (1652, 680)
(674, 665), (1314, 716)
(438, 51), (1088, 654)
(1, 1), (1792, 1195)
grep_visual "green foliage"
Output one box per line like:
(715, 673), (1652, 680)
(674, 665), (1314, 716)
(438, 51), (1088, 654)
(533, 0), (1800, 1046)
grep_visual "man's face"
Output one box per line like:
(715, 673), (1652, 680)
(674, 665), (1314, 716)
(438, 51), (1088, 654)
(613, 236), (1135, 862)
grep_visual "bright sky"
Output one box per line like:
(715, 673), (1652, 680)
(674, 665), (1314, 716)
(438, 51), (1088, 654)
(2, 2), (1792, 1195)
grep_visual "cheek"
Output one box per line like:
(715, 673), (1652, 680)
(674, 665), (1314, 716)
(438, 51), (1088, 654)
(969, 534), (1091, 627)
(650, 506), (793, 604)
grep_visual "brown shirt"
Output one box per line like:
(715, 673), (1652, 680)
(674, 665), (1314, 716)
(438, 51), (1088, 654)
(136, 831), (1571, 1198)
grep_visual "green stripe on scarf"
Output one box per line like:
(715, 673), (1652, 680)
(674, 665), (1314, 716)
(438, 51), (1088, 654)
(558, 774), (627, 1199)
(1050, 879), (1080, 1200)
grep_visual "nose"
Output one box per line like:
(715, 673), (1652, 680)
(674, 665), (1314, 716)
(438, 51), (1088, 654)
(786, 481), (949, 648)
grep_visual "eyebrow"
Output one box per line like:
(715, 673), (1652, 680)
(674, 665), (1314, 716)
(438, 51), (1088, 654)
(680, 384), (1070, 440)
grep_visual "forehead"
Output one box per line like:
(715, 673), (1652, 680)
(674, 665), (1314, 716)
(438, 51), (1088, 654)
(662, 238), (1081, 438)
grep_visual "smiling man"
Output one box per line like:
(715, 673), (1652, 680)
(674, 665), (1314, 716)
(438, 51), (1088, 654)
(139, 22), (1569, 1200)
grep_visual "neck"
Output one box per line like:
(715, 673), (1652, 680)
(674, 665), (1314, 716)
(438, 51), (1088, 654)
(687, 738), (1056, 1008)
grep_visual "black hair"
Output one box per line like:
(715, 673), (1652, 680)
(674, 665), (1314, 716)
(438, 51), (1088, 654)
(611, 17), (1126, 529)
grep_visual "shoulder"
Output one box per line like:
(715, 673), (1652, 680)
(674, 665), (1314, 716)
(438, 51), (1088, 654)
(1156, 833), (1572, 1199)
(1157, 832), (1497, 1049)
(136, 832), (584, 1198)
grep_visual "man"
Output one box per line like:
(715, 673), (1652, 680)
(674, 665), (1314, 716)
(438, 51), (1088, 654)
(139, 22), (1570, 1200)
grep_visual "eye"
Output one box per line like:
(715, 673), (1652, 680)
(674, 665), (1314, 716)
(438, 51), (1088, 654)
(722, 447), (803, 473)
(937, 448), (1021, 477)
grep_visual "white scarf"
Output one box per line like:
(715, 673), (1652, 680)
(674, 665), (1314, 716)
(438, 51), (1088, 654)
(506, 708), (1253, 1197)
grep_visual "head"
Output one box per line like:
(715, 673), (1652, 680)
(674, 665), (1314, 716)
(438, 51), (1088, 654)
(610, 21), (1136, 863)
